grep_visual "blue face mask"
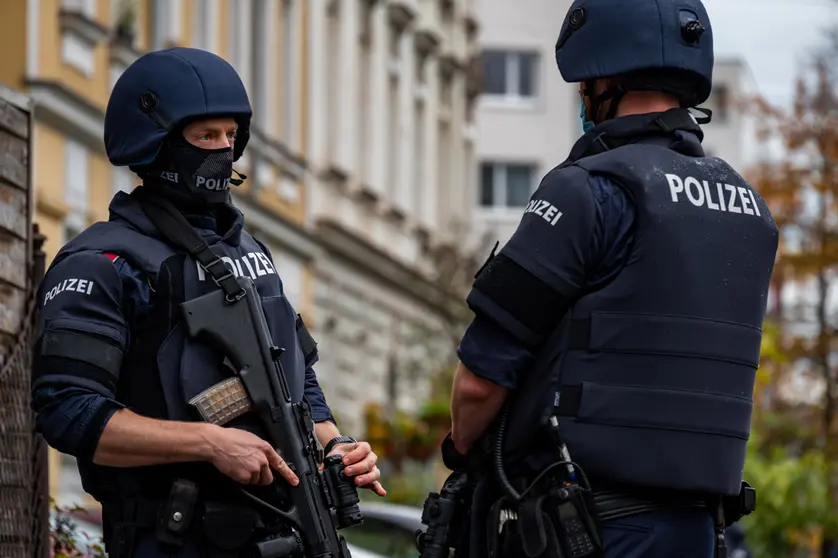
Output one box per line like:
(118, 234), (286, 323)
(580, 101), (595, 134)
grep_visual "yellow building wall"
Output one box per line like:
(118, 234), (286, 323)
(37, 0), (111, 112)
(0, 0), (28, 91)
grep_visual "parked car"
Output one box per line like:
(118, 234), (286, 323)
(341, 502), (425, 558)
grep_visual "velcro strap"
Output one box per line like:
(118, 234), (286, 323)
(555, 381), (752, 439)
(41, 330), (123, 377)
(566, 313), (761, 367)
(295, 314), (318, 368)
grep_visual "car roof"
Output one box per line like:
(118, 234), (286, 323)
(359, 501), (424, 533)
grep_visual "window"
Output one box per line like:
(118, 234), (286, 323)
(151, 0), (182, 49)
(62, 0), (96, 18)
(228, 0), (251, 89)
(707, 85), (730, 123)
(281, 0), (298, 148)
(481, 50), (539, 101)
(65, 139), (90, 238)
(193, 0), (217, 52)
(480, 162), (537, 208)
(61, 34), (95, 76)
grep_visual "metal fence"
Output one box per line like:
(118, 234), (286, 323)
(0, 84), (48, 558)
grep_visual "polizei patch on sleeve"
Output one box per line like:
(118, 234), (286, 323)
(666, 174), (761, 216)
(43, 278), (95, 304)
(523, 199), (565, 226)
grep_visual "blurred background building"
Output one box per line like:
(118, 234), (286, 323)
(3, 1), (825, 553)
(0, 0), (479, 510)
(472, 0), (752, 245)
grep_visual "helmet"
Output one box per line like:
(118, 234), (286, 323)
(104, 47), (252, 167)
(555, 0), (714, 107)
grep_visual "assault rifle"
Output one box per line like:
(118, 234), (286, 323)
(182, 276), (362, 557)
(135, 192), (362, 558)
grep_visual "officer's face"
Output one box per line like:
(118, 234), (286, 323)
(181, 118), (239, 150)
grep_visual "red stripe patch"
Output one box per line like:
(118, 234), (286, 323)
(103, 252), (120, 263)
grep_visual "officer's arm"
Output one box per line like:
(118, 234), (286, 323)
(31, 252), (220, 466)
(450, 362), (509, 454)
(451, 167), (600, 452)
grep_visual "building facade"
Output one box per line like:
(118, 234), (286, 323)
(701, 57), (748, 171)
(0, 0), (478, 510)
(472, 0), (751, 244)
(304, 0), (480, 430)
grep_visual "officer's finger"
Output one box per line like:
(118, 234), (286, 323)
(249, 469), (262, 485)
(354, 466), (381, 488)
(366, 481), (387, 497)
(345, 455), (375, 476)
(258, 461), (274, 486)
(341, 442), (372, 466)
(267, 448), (299, 486)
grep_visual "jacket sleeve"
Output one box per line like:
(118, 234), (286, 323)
(466, 166), (600, 346)
(31, 251), (134, 459)
(304, 367), (335, 424)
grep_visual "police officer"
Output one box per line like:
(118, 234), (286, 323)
(31, 48), (385, 557)
(447, 0), (778, 557)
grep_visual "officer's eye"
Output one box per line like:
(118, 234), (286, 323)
(198, 133), (212, 141)
(227, 131), (237, 141)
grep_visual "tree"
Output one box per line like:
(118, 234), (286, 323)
(743, 324), (835, 558)
(747, 38), (838, 557)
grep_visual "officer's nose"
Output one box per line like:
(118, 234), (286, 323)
(214, 136), (233, 150)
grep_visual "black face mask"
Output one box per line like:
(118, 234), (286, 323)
(139, 134), (245, 205)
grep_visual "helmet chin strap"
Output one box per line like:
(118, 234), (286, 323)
(583, 81), (628, 124)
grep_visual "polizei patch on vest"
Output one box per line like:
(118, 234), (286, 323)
(665, 174), (762, 216)
(196, 252), (277, 282)
(43, 278), (95, 304)
(524, 199), (564, 226)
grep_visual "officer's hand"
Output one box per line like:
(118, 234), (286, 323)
(208, 426), (300, 487)
(327, 441), (387, 497)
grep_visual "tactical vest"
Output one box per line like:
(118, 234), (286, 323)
(50, 191), (308, 499)
(503, 115), (778, 496)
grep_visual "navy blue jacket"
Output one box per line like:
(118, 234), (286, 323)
(32, 213), (333, 461)
(458, 175), (634, 388)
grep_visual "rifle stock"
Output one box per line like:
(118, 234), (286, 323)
(181, 277), (361, 558)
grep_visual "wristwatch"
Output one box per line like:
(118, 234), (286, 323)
(324, 436), (357, 456)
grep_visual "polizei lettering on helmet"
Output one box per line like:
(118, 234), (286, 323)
(524, 199), (564, 226)
(196, 251), (277, 282)
(665, 174), (761, 216)
(44, 278), (95, 304)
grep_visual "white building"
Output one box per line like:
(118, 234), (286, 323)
(702, 57), (749, 171)
(473, 0), (577, 245)
(304, 0), (480, 433)
(472, 0), (751, 245)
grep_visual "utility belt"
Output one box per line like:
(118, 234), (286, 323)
(417, 411), (756, 558)
(486, 477), (755, 558)
(105, 478), (303, 558)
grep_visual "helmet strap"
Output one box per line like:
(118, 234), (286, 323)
(583, 81), (627, 124)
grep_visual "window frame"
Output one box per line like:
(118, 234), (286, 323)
(479, 161), (538, 211)
(480, 49), (540, 108)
